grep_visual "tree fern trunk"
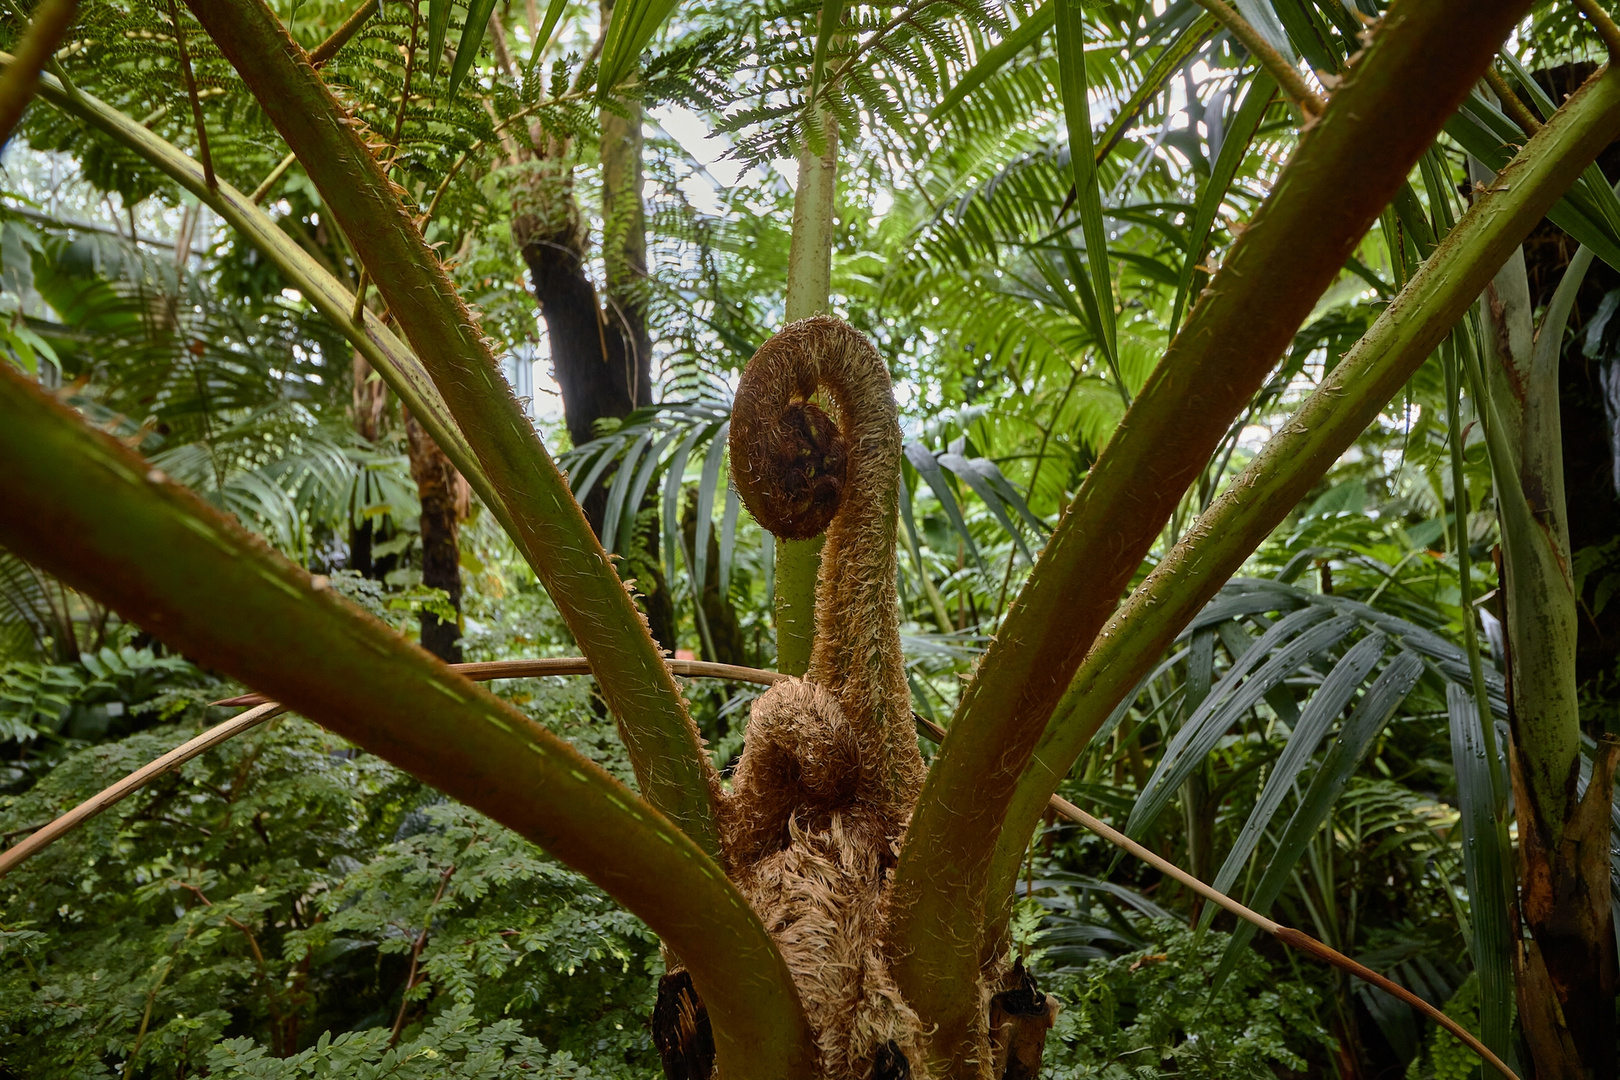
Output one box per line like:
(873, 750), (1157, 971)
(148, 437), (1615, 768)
(508, 30), (676, 650)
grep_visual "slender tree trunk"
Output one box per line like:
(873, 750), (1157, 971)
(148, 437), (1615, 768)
(595, 17), (677, 650)
(599, 22), (652, 403)
(404, 407), (468, 663)
(773, 105), (838, 677)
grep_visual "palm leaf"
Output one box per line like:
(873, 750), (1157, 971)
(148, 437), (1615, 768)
(1211, 651), (1426, 990)
(426, 0), (453, 80)
(1125, 606), (1357, 839)
(1200, 631), (1388, 928)
(1053, 2), (1117, 375)
(448, 0), (501, 96)
(1169, 72), (1277, 336)
(597, 0), (680, 97)
(904, 441), (988, 575)
(1446, 682), (1516, 1064)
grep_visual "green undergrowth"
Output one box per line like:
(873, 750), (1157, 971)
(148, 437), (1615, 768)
(0, 697), (660, 1078)
(1042, 927), (1335, 1080)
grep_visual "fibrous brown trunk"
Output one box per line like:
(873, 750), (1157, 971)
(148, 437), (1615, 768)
(512, 162), (645, 465)
(510, 174), (677, 651)
(653, 970), (715, 1080)
(403, 407), (468, 663)
(599, 26), (652, 405)
(987, 960), (1058, 1080)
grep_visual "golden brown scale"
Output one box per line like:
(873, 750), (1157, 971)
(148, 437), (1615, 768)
(723, 316), (928, 1078)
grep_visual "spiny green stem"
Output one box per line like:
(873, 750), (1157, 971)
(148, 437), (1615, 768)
(982, 60), (1620, 943)
(0, 0), (75, 145)
(0, 58), (497, 530)
(775, 98), (841, 676)
(888, 3), (1539, 1065)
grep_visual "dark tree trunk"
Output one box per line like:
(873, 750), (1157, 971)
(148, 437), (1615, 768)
(404, 408), (466, 663)
(514, 180), (645, 464)
(508, 48), (677, 652)
(598, 32), (653, 401)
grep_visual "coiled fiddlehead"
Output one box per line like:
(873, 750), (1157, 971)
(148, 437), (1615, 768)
(722, 316), (928, 1079)
(729, 315), (922, 803)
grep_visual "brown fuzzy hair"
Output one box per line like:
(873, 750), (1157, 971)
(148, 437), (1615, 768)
(721, 317), (929, 1078)
(728, 316), (924, 810)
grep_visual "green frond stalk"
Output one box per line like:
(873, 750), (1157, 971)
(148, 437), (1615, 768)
(1476, 238), (1581, 832)
(307, 0), (374, 67)
(1471, 130), (1620, 1072)
(983, 60), (1620, 935)
(775, 90), (841, 676)
(1187, 0), (1321, 118)
(184, 0), (722, 857)
(885, 1), (1537, 1065)
(0, 365), (819, 1080)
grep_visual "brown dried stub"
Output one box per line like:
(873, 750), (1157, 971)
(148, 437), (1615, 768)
(652, 970), (715, 1080)
(731, 364), (849, 541)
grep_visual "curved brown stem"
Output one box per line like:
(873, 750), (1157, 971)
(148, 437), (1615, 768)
(1483, 67), (1542, 136)
(308, 0), (374, 67)
(1273, 927), (1519, 1080)
(213, 657), (786, 706)
(730, 316), (920, 794)
(8, 658), (788, 882)
(389, 852), (464, 1045)
(1055, 796), (1520, 1080)
(1574, 0), (1620, 58)
(909, 716), (1521, 1080)
(1187, 0), (1323, 117)
(0, 701), (284, 878)
(720, 325), (930, 1073)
